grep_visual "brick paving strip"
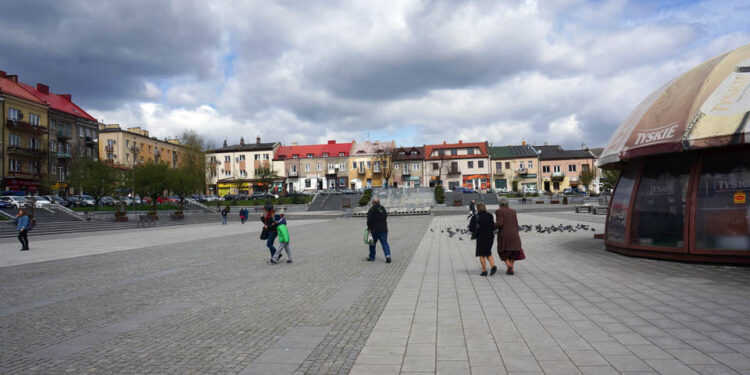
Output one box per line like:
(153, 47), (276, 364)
(352, 213), (750, 375)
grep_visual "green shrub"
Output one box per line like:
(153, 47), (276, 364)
(359, 188), (373, 206)
(434, 185), (445, 204)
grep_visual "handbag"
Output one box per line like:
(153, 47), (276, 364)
(363, 229), (374, 245)
(260, 228), (268, 240)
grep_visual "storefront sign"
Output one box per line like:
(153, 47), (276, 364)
(734, 191), (746, 204)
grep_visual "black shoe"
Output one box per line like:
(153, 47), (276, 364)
(386, 257), (391, 263)
(366, 257), (375, 262)
(286, 260), (293, 263)
(480, 271), (488, 276)
(490, 266), (497, 276)
(20, 248), (28, 251)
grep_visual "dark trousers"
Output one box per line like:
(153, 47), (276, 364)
(18, 230), (28, 249)
(266, 231), (278, 256)
(369, 232), (391, 260)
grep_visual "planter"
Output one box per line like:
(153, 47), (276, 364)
(172, 211), (185, 219)
(550, 200), (560, 204)
(535, 200), (544, 204)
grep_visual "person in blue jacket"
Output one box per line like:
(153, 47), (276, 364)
(16, 209), (30, 251)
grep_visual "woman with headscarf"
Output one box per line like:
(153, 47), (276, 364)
(495, 197), (525, 275)
(472, 202), (497, 276)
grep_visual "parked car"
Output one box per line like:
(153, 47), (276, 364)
(563, 188), (586, 196)
(250, 192), (277, 200)
(100, 196), (116, 206)
(119, 196), (134, 205)
(157, 196), (180, 204)
(0, 197), (18, 209)
(41, 195), (67, 207)
(26, 196), (52, 208)
(2, 196), (29, 209)
(142, 197), (152, 204)
(79, 195), (96, 206)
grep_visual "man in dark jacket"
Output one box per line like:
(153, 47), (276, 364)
(467, 199), (476, 219)
(366, 197), (391, 263)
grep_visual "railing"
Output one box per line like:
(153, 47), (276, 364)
(56, 130), (72, 139)
(7, 146), (34, 155)
(8, 170), (31, 176)
(288, 170), (298, 176)
(6, 119), (47, 134)
(552, 171), (565, 179)
(358, 168), (366, 174)
(56, 152), (72, 159)
(402, 168), (411, 175)
(517, 168), (527, 174)
(105, 145), (115, 152)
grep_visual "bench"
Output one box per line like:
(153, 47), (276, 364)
(593, 206), (609, 215)
(137, 215), (156, 227)
(575, 205), (592, 213)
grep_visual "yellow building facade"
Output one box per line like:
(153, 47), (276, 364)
(347, 141), (394, 189)
(98, 124), (186, 169)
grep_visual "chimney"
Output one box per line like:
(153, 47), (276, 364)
(36, 83), (49, 94)
(223, 139), (228, 148)
(256, 135), (261, 144)
(240, 137), (245, 146)
(60, 94), (72, 101)
(458, 140), (463, 144)
(328, 140), (336, 144)
(0, 70), (6, 78)
(7, 74), (18, 82)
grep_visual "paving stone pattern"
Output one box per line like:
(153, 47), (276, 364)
(353, 212), (750, 375)
(0, 216), (431, 374)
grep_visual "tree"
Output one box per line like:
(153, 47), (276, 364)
(428, 159), (453, 187)
(69, 159), (117, 210)
(29, 142), (51, 195)
(374, 145), (396, 189)
(600, 169), (621, 193)
(168, 167), (203, 211)
(255, 166), (279, 193)
(134, 161), (169, 214)
(179, 129), (207, 193)
(579, 168), (596, 192)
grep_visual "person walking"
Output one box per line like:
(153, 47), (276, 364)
(220, 206), (228, 225)
(366, 197), (391, 263)
(495, 197), (525, 275)
(16, 209), (30, 251)
(472, 202), (497, 276)
(239, 207), (247, 224)
(270, 214), (293, 264)
(467, 199), (476, 219)
(261, 205), (280, 259)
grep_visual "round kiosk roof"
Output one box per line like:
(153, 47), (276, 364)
(598, 43), (750, 167)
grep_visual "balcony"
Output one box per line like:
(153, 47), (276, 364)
(372, 166), (381, 173)
(402, 168), (411, 175)
(7, 146), (35, 156)
(84, 137), (98, 147)
(57, 152), (72, 159)
(494, 169), (504, 176)
(357, 168), (366, 174)
(288, 170), (298, 177)
(7, 119), (47, 134)
(551, 171), (565, 180)
(105, 145), (115, 153)
(7, 170), (32, 177)
(516, 168), (528, 174)
(56, 130), (72, 140)
(448, 167), (460, 174)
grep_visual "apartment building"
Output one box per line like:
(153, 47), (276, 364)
(423, 141), (490, 191)
(19, 82), (99, 195)
(99, 124), (186, 169)
(536, 145), (597, 193)
(391, 146), (424, 188)
(0, 71), (49, 193)
(489, 145), (539, 193)
(347, 141), (395, 189)
(273, 140), (352, 193)
(206, 137), (280, 196)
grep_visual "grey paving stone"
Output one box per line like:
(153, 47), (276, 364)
(644, 359), (700, 375)
(240, 363), (299, 375)
(435, 360), (470, 375)
(401, 355), (436, 372)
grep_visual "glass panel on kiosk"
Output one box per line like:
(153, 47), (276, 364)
(630, 156), (692, 248)
(606, 166), (638, 244)
(695, 151), (750, 251)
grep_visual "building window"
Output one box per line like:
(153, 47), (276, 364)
(437, 150), (444, 156)
(29, 138), (40, 150)
(366, 161), (371, 169)
(317, 163), (322, 171)
(50, 120), (57, 131)
(9, 159), (22, 172)
(450, 149), (457, 156)
(542, 165), (550, 173)
(495, 162), (502, 171)
(49, 140), (56, 151)
(339, 152), (345, 157)
(352, 162), (357, 169)
(528, 160), (533, 169)
(304, 164), (310, 172)
(239, 155), (246, 161)
(505, 162), (511, 169)
(582, 164), (589, 171)
(307, 153), (313, 158)
(79, 127), (84, 137)
(413, 163), (420, 170)
(9, 134), (20, 147)
(478, 160), (483, 168)
(254, 154), (260, 160)
(606, 167), (638, 244)
(339, 163), (345, 170)
(468, 161), (474, 168)
(8, 108), (21, 120)
(264, 153), (269, 160)
(292, 154), (299, 159)
(322, 153), (329, 157)
(28, 114), (40, 125)
(553, 165), (561, 173)
(519, 162), (525, 169)
(305, 179), (311, 188)
(468, 148), (474, 155)
(432, 162), (439, 170)
(569, 164), (577, 172)
(225, 156), (231, 162)
(125, 154), (129, 161)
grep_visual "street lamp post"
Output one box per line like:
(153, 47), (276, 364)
(129, 144), (139, 211)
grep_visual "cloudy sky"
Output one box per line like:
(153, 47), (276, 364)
(1, 0), (747, 149)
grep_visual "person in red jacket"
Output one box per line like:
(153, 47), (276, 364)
(494, 197), (525, 275)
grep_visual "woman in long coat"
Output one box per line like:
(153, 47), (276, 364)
(495, 197), (525, 275)
(472, 202), (497, 276)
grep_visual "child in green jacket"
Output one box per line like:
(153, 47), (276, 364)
(270, 214), (292, 264)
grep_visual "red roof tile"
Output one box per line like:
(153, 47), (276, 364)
(0, 76), (47, 105)
(19, 83), (97, 121)
(274, 141), (353, 160)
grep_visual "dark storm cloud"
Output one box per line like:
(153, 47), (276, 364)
(0, 0), (223, 109)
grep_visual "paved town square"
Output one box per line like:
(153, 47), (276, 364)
(1, 211), (748, 375)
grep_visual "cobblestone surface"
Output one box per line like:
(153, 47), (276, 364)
(0, 216), (430, 374)
(353, 212), (750, 375)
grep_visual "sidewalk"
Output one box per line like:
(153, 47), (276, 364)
(352, 213), (750, 375)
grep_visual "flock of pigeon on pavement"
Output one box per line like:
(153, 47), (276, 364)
(430, 223), (597, 241)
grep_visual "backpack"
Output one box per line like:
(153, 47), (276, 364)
(27, 218), (36, 231)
